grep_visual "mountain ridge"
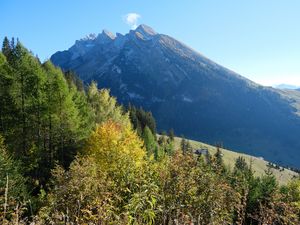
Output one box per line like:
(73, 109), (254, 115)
(274, 83), (300, 90)
(51, 25), (300, 167)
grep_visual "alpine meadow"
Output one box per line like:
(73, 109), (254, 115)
(1, 1), (300, 224)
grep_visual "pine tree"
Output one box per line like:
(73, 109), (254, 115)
(128, 105), (142, 136)
(43, 61), (80, 167)
(235, 156), (248, 172)
(70, 85), (94, 141)
(215, 146), (223, 166)
(3, 41), (47, 159)
(64, 70), (84, 92)
(180, 136), (186, 154)
(180, 136), (192, 154)
(128, 106), (156, 136)
(0, 53), (15, 136)
(136, 107), (156, 135)
(142, 126), (156, 157)
(168, 129), (174, 142)
(2, 37), (12, 61)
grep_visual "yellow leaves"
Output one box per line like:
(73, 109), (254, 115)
(85, 120), (146, 173)
(87, 83), (130, 126)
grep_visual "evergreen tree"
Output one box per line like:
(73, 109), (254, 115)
(64, 70), (84, 92)
(70, 85), (94, 141)
(1, 37), (12, 62)
(158, 134), (166, 146)
(180, 136), (192, 154)
(215, 146), (224, 166)
(154, 145), (160, 160)
(142, 126), (156, 157)
(4, 41), (48, 160)
(168, 129), (174, 142)
(0, 52), (15, 137)
(180, 136), (186, 154)
(43, 61), (80, 167)
(235, 156), (249, 172)
(128, 105), (156, 136)
(128, 105), (142, 136)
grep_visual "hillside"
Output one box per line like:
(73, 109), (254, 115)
(51, 24), (300, 168)
(171, 136), (298, 184)
(1, 39), (300, 224)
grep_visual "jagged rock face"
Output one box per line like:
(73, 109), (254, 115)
(51, 24), (300, 167)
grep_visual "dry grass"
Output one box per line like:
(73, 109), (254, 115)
(171, 136), (298, 185)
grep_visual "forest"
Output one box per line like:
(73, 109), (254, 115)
(0, 37), (300, 224)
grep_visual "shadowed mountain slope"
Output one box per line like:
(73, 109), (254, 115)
(51, 25), (300, 167)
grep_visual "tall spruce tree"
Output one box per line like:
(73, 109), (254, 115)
(3, 41), (47, 159)
(0, 52), (15, 137)
(2, 37), (12, 62)
(67, 78), (94, 145)
(43, 61), (80, 167)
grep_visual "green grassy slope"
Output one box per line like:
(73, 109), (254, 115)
(172, 137), (298, 184)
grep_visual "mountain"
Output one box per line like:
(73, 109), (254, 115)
(51, 24), (300, 167)
(274, 84), (300, 90)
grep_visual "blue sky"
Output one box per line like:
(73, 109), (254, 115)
(1, 0), (300, 86)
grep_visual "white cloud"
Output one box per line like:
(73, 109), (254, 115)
(123, 13), (141, 29)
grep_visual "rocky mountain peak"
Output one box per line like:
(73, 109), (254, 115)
(101, 29), (116, 39)
(80, 33), (97, 41)
(94, 29), (116, 45)
(129, 24), (158, 41)
(135, 24), (157, 36)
